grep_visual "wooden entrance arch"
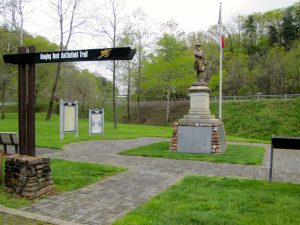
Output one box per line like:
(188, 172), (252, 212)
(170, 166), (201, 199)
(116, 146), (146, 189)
(3, 46), (135, 156)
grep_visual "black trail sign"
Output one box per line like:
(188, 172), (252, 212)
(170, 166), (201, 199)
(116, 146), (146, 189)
(3, 46), (135, 156)
(4, 47), (136, 64)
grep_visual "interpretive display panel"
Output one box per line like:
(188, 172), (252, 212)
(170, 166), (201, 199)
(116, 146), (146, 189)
(60, 100), (78, 140)
(64, 104), (76, 132)
(89, 109), (104, 137)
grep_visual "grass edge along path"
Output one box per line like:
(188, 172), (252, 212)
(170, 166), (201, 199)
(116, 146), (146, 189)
(0, 211), (53, 225)
(119, 142), (265, 165)
(113, 175), (300, 225)
(0, 158), (127, 208)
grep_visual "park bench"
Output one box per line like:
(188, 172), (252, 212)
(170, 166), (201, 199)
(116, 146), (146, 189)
(269, 135), (300, 181)
(0, 132), (19, 155)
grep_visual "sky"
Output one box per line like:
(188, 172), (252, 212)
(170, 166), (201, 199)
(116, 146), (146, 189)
(25, 0), (298, 43)
(124, 0), (298, 32)
(21, 0), (298, 79)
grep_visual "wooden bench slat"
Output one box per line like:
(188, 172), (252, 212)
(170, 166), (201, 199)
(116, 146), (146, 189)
(1, 133), (13, 144)
(0, 132), (19, 155)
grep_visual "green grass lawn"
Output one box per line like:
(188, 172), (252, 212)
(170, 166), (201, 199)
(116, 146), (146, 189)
(0, 158), (126, 208)
(113, 175), (300, 225)
(119, 142), (265, 165)
(0, 113), (172, 149)
(0, 113), (271, 149)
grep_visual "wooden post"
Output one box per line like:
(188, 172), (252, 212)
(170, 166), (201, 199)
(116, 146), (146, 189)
(27, 46), (36, 156)
(18, 47), (27, 155)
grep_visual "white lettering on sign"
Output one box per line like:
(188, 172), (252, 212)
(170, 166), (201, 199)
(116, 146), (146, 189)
(80, 51), (88, 58)
(39, 50), (90, 62)
(52, 53), (60, 59)
(61, 51), (79, 59)
(40, 53), (52, 60)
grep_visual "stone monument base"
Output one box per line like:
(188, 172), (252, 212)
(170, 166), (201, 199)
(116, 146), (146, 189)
(169, 119), (226, 154)
(4, 155), (53, 199)
(169, 82), (227, 154)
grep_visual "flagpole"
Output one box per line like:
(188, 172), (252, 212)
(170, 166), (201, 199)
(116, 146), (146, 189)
(219, 2), (223, 120)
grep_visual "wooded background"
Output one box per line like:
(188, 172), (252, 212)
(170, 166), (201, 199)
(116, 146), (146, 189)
(0, 1), (299, 124)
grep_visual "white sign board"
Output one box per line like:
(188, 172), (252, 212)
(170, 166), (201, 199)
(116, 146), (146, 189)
(89, 109), (104, 136)
(64, 105), (76, 132)
(60, 100), (78, 139)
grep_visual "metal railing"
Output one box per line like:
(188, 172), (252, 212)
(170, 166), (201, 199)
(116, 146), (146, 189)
(211, 94), (300, 101)
(128, 93), (300, 102)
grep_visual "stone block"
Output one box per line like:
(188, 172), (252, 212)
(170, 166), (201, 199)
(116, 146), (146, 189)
(4, 155), (53, 199)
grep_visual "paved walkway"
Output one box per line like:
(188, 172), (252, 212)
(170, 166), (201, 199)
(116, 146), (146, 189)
(21, 138), (300, 225)
(5, 146), (58, 155)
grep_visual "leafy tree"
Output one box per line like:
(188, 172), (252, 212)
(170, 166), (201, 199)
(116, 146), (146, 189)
(224, 53), (249, 96)
(285, 41), (300, 93)
(46, 0), (85, 120)
(255, 47), (286, 94)
(280, 8), (297, 48)
(268, 25), (279, 46)
(242, 15), (257, 56)
(143, 23), (193, 122)
(118, 24), (135, 122)
(98, 0), (124, 128)
(0, 28), (18, 119)
(130, 8), (150, 124)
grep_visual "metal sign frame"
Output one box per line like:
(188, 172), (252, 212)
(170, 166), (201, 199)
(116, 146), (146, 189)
(89, 109), (104, 137)
(60, 100), (78, 140)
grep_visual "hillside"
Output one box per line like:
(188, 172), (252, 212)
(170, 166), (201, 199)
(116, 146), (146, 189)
(120, 98), (300, 141)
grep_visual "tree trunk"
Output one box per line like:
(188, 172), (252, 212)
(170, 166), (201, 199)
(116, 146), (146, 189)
(113, 60), (117, 129)
(166, 89), (170, 123)
(82, 95), (85, 113)
(1, 79), (5, 119)
(136, 50), (141, 123)
(127, 66), (131, 122)
(46, 62), (61, 120)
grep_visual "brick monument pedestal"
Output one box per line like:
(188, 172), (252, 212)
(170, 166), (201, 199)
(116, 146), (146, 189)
(170, 82), (226, 154)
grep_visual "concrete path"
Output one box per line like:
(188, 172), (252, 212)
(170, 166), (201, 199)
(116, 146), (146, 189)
(21, 138), (300, 225)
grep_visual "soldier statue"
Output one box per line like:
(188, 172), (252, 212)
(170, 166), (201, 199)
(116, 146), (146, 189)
(194, 44), (207, 82)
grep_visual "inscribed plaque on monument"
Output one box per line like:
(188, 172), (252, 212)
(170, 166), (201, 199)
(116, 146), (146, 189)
(64, 105), (75, 132)
(177, 126), (212, 153)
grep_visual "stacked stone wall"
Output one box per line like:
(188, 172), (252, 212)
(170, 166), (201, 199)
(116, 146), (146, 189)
(4, 155), (53, 199)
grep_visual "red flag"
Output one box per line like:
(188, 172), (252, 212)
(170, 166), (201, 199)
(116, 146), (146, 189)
(222, 35), (225, 48)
